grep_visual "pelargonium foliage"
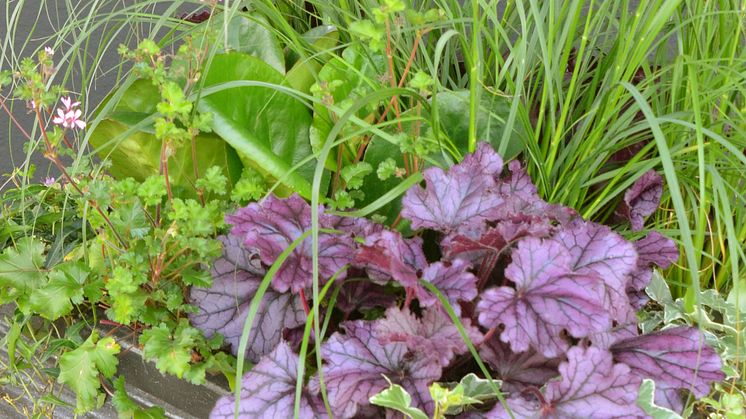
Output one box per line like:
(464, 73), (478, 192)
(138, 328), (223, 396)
(193, 143), (723, 418)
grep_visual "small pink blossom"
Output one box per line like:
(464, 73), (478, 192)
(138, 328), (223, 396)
(43, 177), (56, 187)
(60, 96), (80, 111)
(44, 46), (54, 56)
(52, 97), (86, 129)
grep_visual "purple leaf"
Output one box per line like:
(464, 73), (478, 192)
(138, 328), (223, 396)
(616, 170), (663, 231)
(226, 194), (356, 293)
(489, 347), (644, 418)
(418, 259), (478, 315)
(375, 306), (482, 366)
(496, 160), (537, 198)
(401, 149), (503, 233)
(313, 319), (441, 418)
(190, 236), (306, 363)
(479, 335), (560, 393)
(611, 327), (724, 410)
(627, 232), (679, 308)
(210, 341), (326, 419)
(459, 141), (504, 181)
(553, 220), (638, 320)
(477, 237), (609, 357)
(634, 231), (679, 269)
(334, 280), (393, 315)
(355, 230), (426, 288)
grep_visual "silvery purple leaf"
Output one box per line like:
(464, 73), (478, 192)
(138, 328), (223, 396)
(334, 280), (393, 315)
(479, 335), (560, 393)
(226, 194), (356, 293)
(459, 141), (504, 181)
(496, 160), (537, 198)
(313, 319), (441, 418)
(401, 151), (503, 233)
(553, 220), (638, 320)
(190, 236), (306, 362)
(627, 232), (679, 308)
(210, 341), (326, 419)
(489, 347), (644, 418)
(375, 306), (482, 366)
(418, 259), (478, 315)
(477, 238), (609, 357)
(611, 327), (724, 411)
(588, 305), (639, 350)
(616, 170), (663, 231)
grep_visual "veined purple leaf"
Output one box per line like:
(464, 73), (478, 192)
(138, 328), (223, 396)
(479, 335), (559, 393)
(418, 259), (478, 315)
(313, 319), (441, 418)
(553, 220), (638, 320)
(496, 160), (537, 198)
(226, 194), (356, 293)
(635, 231), (679, 269)
(401, 156), (503, 233)
(477, 238), (609, 357)
(616, 170), (663, 231)
(210, 341), (326, 419)
(375, 306), (482, 367)
(459, 141), (504, 181)
(588, 305), (639, 350)
(489, 347), (643, 418)
(611, 327), (724, 411)
(627, 232), (679, 308)
(190, 236), (306, 363)
(355, 230), (426, 288)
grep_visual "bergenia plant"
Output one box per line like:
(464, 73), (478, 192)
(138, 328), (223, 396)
(191, 143), (723, 418)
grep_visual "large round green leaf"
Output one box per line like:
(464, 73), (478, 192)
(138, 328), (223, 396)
(435, 89), (527, 160)
(198, 53), (316, 198)
(88, 79), (242, 199)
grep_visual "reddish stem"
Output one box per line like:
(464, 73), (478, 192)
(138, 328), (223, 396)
(299, 288), (312, 317)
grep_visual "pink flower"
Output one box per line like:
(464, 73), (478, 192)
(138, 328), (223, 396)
(60, 96), (80, 111)
(43, 177), (56, 187)
(52, 97), (86, 129)
(44, 46), (54, 56)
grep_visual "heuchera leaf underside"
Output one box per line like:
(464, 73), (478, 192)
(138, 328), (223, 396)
(611, 326), (725, 412)
(190, 236), (306, 363)
(477, 237), (610, 357)
(313, 318), (441, 418)
(615, 170), (663, 231)
(489, 347), (644, 418)
(210, 341), (326, 419)
(226, 193), (356, 293)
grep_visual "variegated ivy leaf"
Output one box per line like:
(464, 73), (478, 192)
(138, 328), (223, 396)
(190, 236), (306, 363)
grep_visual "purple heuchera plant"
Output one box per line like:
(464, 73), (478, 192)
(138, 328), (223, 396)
(196, 142), (723, 418)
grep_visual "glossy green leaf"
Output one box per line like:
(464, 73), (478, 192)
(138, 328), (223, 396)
(195, 14), (285, 73)
(435, 89), (527, 160)
(199, 53), (316, 198)
(89, 80), (243, 199)
(286, 25), (339, 93)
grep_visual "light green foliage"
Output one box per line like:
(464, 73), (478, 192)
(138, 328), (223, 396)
(376, 157), (400, 180)
(369, 377), (428, 419)
(29, 262), (88, 320)
(341, 162), (373, 189)
(637, 379), (683, 419)
(195, 166), (228, 195)
(138, 176), (168, 206)
(0, 237), (47, 305)
(112, 377), (166, 419)
(349, 21), (384, 52)
(58, 331), (120, 413)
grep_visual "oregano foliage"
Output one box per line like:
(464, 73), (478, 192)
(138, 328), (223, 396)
(195, 143), (723, 417)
